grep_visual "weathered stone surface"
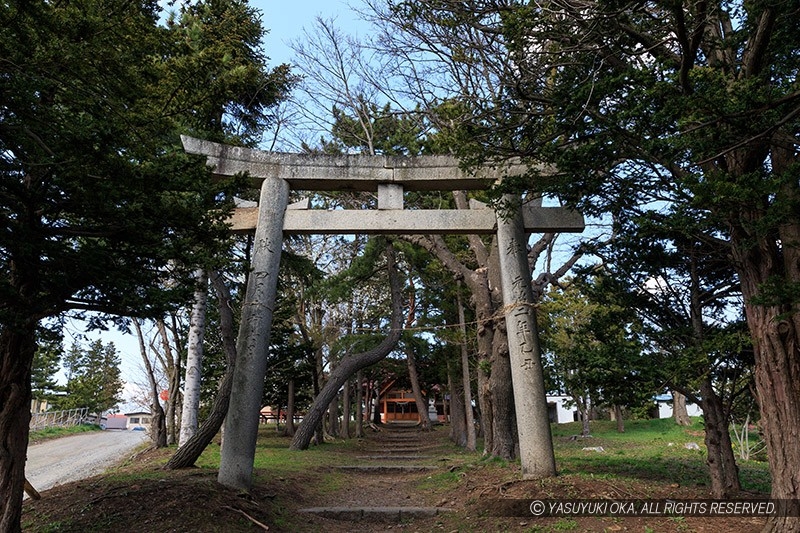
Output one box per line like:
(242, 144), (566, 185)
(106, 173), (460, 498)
(217, 176), (289, 491)
(227, 206), (584, 235)
(496, 194), (558, 479)
(182, 135), (528, 191)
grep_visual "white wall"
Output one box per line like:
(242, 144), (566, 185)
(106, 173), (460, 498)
(547, 395), (577, 424)
(656, 397), (702, 419)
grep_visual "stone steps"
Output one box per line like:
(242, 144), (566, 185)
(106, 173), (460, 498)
(336, 465), (438, 473)
(299, 506), (453, 521)
(356, 455), (436, 461)
(299, 430), (451, 523)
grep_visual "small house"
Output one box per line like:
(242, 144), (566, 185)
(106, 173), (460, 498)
(124, 411), (152, 431)
(104, 413), (129, 430)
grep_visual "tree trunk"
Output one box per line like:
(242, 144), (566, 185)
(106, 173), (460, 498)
(405, 346), (430, 431)
(457, 285), (477, 451)
(291, 242), (405, 450)
(155, 318), (180, 446)
(327, 392), (339, 437)
(447, 360), (467, 447)
(284, 379), (296, 437)
(179, 269), (208, 447)
(341, 379), (351, 438)
(166, 270), (237, 469)
(355, 370), (364, 438)
(579, 398), (591, 437)
(134, 320), (167, 448)
(700, 378), (741, 497)
(489, 325), (517, 459)
(672, 390), (692, 426)
(470, 270), (495, 455)
(0, 322), (36, 533)
(311, 348), (324, 445)
(613, 404), (625, 433)
(734, 233), (800, 531)
(476, 358), (492, 452)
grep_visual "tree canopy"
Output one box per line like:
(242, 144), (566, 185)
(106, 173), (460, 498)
(0, 1), (293, 529)
(58, 340), (123, 415)
(372, 0), (800, 527)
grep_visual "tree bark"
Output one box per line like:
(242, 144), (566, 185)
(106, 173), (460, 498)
(327, 392), (339, 437)
(447, 359), (467, 447)
(476, 355), (492, 453)
(489, 326), (517, 459)
(166, 270), (237, 469)
(284, 379), (296, 437)
(457, 285), (477, 451)
(579, 397), (591, 437)
(613, 404), (625, 433)
(700, 378), (741, 497)
(311, 347), (325, 445)
(155, 318), (181, 446)
(405, 345), (430, 431)
(341, 379), (351, 438)
(0, 321), (36, 533)
(735, 246), (800, 532)
(134, 320), (167, 448)
(179, 269), (208, 447)
(672, 390), (692, 426)
(355, 370), (364, 438)
(290, 242), (405, 450)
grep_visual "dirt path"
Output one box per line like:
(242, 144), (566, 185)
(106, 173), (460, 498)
(298, 424), (459, 529)
(25, 430), (148, 496)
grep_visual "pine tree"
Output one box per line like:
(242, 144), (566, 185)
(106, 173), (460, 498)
(58, 340), (123, 415)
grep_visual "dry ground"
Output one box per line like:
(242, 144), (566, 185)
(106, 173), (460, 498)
(23, 424), (769, 533)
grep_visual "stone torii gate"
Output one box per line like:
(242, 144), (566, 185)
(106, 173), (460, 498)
(182, 136), (585, 490)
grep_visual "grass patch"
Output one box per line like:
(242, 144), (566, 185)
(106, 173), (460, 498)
(550, 418), (770, 493)
(29, 424), (102, 444)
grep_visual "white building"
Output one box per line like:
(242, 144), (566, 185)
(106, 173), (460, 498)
(654, 394), (702, 419)
(547, 395), (578, 424)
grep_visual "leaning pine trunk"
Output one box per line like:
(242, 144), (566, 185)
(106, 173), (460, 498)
(290, 243), (405, 451)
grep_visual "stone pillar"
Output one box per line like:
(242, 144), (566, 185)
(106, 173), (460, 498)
(495, 194), (557, 479)
(218, 177), (289, 490)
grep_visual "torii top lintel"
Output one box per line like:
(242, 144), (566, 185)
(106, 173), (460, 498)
(181, 136), (527, 192)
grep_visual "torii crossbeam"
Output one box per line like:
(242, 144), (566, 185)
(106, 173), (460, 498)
(182, 136), (584, 489)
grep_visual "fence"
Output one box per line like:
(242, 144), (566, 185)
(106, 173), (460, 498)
(29, 408), (90, 431)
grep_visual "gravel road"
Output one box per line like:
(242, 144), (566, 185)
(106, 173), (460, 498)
(25, 430), (149, 497)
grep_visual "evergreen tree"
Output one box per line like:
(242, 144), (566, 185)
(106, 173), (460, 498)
(31, 327), (63, 405)
(58, 340), (123, 415)
(0, 1), (292, 528)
